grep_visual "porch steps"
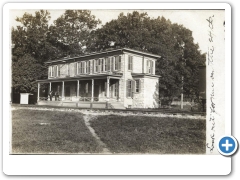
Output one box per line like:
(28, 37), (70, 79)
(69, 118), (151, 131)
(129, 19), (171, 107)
(108, 102), (126, 109)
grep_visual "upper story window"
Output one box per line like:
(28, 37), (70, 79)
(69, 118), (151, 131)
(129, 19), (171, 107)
(115, 56), (121, 71)
(128, 55), (133, 71)
(106, 57), (110, 71)
(49, 65), (60, 78)
(147, 60), (154, 74)
(74, 62), (77, 75)
(100, 59), (104, 72)
(78, 61), (85, 74)
(86, 61), (91, 74)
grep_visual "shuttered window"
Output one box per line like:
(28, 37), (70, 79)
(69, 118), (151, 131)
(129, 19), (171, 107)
(48, 66), (52, 77)
(115, 56), (121, 70)
(74, 62), (77, 75)
(126, 80), (134, 98)
(147, 60), (154, 74)
(128, 55), (133, 70)
(58, 65), (60, 77)
(86, 61), (90, 74)
(79, 62), (81, 74)
(106, 57), (110, 71)
(135, 79), (141, 93)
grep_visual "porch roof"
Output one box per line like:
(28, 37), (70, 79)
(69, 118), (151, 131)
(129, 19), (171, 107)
(36, 74), (122, 83)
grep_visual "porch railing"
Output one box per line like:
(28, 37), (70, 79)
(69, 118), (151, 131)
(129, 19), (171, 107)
(39, 96), (100, 102)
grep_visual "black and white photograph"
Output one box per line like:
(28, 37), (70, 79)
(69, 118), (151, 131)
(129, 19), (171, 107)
(2, 2), (232, 176)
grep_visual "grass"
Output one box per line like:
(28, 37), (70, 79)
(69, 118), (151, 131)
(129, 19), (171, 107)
(11, 109), (102, 154)
(90, 115), (206, 154)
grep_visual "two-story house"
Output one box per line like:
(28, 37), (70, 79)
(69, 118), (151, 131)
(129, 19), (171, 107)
(36, 48), (161, 109)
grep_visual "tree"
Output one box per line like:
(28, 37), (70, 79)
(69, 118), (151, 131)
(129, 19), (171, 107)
(12, 10), (58, 63)
(48, 10), (101, 57)
(90, 11), (205, 99)
(12, 54), (47, 93)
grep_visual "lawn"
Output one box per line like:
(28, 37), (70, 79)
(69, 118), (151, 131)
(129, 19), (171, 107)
(11, 109), (102, 154)
(90, 115), (206, 154)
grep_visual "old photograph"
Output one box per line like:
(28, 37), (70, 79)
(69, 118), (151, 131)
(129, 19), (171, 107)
(9, 8), (225, 155)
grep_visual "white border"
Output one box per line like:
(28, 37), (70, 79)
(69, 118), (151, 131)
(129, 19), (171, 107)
(3, 3), (231, 175)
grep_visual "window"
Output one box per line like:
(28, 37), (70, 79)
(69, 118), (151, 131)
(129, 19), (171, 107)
(95, 59), (98, 73)
(102, 59), (105, 72)
(106, 57), (110, 71)
(58, 65), (60, 77)
(114, 82), (119, 97)
(126, 80), (134, 98)
(86, 61), (90, 74)
(115, 56), (121, 71)
(78, 62), (81, 74)
(49, 66), (52, 77)
(74, 62), (77, 75)
(111, 57), (115, 71)
(128, 55), (133, 70)
(98, 59), (101, 73)
(135, 79), (140, 93)
(67, 63), (70, 76)
(147, 60), (154, 74)
(52, 65), (57, 77)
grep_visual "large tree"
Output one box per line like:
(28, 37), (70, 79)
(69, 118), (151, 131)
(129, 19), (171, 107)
(90, 11), (205, 99)
(11, 10), (101, 95)
(48, 10), (101, 57)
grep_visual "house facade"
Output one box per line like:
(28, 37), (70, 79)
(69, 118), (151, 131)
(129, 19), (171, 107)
(36, 48), (161, 109)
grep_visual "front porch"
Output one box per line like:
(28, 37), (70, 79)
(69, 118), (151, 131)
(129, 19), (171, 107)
(36, 74), (125, 109)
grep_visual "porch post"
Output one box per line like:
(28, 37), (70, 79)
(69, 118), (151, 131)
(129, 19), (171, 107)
(77, 80), (79, 98)
(107, 77), (110, 99)
(37, 83), (40, 101)
(49, 82), (52, 91)
(91, 79), (94, 102)
(62, 81), (65, 100)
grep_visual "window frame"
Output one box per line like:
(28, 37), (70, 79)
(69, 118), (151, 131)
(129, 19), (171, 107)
(126, 79), (134, 98)
(135, 79), (141, 93)
(128, 55), (133, 71)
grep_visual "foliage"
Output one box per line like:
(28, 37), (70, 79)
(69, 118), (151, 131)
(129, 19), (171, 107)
(11, 10), (101, 94)
(90, 11), (206, 98)
(12, 54), (47, 93)
(48, 10), (101, 57)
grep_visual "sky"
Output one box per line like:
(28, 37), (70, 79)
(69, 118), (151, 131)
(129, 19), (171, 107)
(10, 9), (225, 54)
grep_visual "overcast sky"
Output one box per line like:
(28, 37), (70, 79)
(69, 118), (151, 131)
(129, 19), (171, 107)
(10, 9), (225, 54)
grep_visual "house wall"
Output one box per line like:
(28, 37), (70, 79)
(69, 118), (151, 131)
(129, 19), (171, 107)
(143, 77), (159, 108)
(132, 78), (145, 108)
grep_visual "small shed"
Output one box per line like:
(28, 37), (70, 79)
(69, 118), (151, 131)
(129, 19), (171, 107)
(20, 93), (33, 105)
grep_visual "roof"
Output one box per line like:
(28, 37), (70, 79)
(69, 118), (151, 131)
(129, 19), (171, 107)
(36, 74), (122, 83)
(45, 48), (161, 64)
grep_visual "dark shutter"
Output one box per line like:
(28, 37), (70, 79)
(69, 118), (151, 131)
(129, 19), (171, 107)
(119, 56), (121, 70)
(132, 80), (135, 98)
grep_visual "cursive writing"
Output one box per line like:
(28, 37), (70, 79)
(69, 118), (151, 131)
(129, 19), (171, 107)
(206, 15), (216, 153)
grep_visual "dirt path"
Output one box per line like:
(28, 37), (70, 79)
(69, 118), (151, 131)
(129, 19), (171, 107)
(83, 115), (111, 154)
